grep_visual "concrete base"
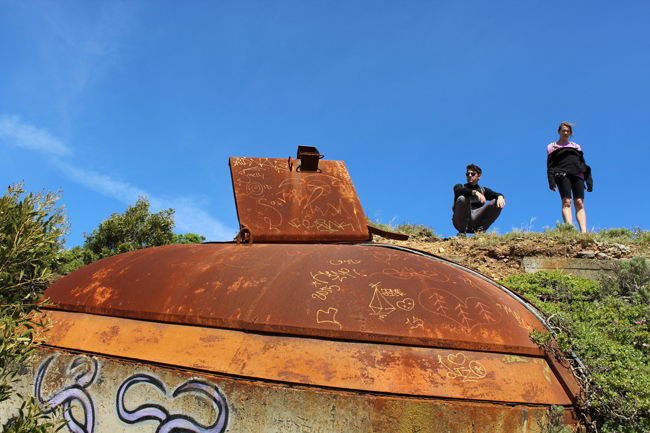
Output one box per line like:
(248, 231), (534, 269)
(522, 257), (616, 280)
(1, 348), (576, 433)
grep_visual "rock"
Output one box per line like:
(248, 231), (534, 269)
(596, 252), (609, 260)
(578, 250), (596, 259)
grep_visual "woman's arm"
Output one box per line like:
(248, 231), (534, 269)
(547, 153), (556, 190)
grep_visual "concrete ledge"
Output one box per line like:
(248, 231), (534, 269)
(523, 257), (616, 280)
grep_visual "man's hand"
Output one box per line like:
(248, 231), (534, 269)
(475, 191), (486, 204)
(551, 186), (557, 192)
(497, 196), (505, 208)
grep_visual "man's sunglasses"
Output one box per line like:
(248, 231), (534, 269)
(466, 172), (478, 177)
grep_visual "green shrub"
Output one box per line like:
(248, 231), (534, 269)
(394, 222), (436, 238)
(368, 218), (396, 233)
(601, 227), (634, 240)
(600, 256), (650, 302)
(2, 396), (66, 432)
(0, 183), (69, 302)
(501, 270), (601, 305)
(82, 196), (175, 264)
(552, 221), (578, 234)
(52, 246), (85, 276)
(634, 230), (650, 244)
(535, 405), (576, 433)
(368, 219), (436, 239)
(502, 262), (650, 432)
(0, 182), (67, 430)
(172, 233), (207, 244)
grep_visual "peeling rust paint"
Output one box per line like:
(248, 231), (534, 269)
(2, 349), (577, 433)
(230, 156), (371, 243)
(40, 241), (583, 412)
(43, 310), (571, 404)
(45, 243), (551, 356)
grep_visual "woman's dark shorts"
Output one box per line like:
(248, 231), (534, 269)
(557, 173), (585, 200)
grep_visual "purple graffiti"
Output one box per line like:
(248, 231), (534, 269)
(35, 356), (97, 433)
(117, 374), (229, 433)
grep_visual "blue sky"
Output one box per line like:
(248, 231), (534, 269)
(1, 0), (649, 247)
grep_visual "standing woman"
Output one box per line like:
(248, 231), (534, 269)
(547, 122), (593, 233)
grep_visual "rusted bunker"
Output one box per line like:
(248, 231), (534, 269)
(2, 148), (581, 432)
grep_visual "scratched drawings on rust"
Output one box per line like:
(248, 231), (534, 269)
(305, 249), (541, 344)
(230, 157), (369, 242)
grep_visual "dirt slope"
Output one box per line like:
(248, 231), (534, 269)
(373, 235), (639, 281)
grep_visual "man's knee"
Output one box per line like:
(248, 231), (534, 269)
(484, 199), (497, 208)
(453, 196), (469, 214)
(486, 199), (502, 218)
(562, 198), (572, 208)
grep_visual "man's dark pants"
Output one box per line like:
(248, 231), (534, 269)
(452, 196), (502, 234)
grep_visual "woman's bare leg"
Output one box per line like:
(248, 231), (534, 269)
(561, 197), (573, 225)
(575, 198), (586, 233)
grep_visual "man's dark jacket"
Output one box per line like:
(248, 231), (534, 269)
(453, 183), (503, 210)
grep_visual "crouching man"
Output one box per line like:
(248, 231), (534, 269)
(452, 164), (505, 236)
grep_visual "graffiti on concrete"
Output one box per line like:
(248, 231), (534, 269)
(117, 374), (229, 433)
(33, 355), (229, 433)
(35, 355), (98, 433)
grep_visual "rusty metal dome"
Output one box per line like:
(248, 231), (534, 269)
(32, 149), (581, 432)
(43, 241), (579, 407)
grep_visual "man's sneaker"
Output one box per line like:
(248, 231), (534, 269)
(456, 232), (466, 238)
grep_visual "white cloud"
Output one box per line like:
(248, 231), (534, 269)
(0, 115), (71, 156)
(57, 162), (236, 241)
(150, 197), (235, 242)
(3, 116), (236, 241)
(56, 161), (146, 204)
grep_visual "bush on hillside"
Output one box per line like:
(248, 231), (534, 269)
(368, 218), (437, 239)
(0, 182), (68, 431)
(552, 221), (579, 234)
(82, 196), (175, 264)
(173, 233), (207, 244)
(502, 261), (650, 433)
(51, 199), (207, 277)
(394, 222), (436, 238)
(0, 183), (69, 302)
(52, 246), (85, 276)
(601, 227), (634, 240)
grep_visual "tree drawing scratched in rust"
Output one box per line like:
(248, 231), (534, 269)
(304, 253), (508, 337)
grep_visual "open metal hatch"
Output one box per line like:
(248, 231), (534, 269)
(229, 146), (407, 243)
